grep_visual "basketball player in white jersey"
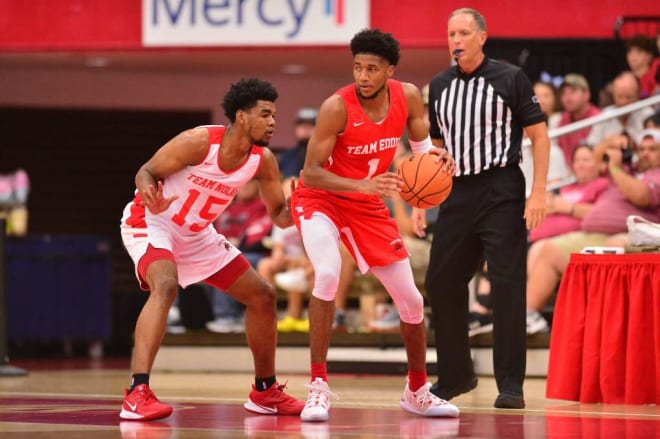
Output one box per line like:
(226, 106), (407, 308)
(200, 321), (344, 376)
(119, 78), (303, 421)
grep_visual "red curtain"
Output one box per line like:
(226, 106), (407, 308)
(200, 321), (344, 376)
(547, 253), (660, 404)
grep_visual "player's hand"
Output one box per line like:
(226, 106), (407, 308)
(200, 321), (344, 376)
(142, 181), (179, 214)
(525, 188), (547, 230)
(427, 147), (456, 175)
(360, 172), (402, 198)
(411, 207), (427, 238)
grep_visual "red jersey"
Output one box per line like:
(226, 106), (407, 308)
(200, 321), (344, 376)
(298, 79), (408, 201)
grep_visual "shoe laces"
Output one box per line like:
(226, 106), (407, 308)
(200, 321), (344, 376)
(268, 381), (297, 401)
(412, 383), (444, 407)
(304, 380), (339, 408)
(131, 385), (157, 404)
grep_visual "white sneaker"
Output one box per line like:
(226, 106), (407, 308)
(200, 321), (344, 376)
(368, 306), (400, 331)
(300, 378), (338, 422)
(526, 310), (549, 335)
(205, 317), (244, 333)
(400, 382), (460, 417)
(274, 268), (309, 291)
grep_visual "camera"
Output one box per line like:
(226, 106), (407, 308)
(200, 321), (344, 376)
(603, 133), (633, 166)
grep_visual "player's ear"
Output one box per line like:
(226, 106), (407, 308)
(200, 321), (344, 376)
(235, 109), (247, 126)
(386, 64), (395, 79)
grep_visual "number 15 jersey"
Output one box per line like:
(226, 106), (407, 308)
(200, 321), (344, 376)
(120, 125), (264, 288)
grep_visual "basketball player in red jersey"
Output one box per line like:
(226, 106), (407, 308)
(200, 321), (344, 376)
(291, 29), (459, 421)
(119, 78), (303, 421)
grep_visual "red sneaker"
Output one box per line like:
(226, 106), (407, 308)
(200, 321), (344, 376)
(119, 384), (173, 421)
(244, 382), (304, 415)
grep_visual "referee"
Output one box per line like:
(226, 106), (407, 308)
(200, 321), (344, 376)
(421, 8), (549, 409)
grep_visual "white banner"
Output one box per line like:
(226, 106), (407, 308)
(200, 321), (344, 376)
(143, 0), (370, 47)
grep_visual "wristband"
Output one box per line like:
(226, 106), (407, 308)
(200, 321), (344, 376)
(610, 165), (622, 175)
(409, 135), (433, 153)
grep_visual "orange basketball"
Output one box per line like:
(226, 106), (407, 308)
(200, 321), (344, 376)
(398, 153), (453, 208)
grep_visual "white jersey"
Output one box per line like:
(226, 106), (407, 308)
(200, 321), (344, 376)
(120, 125), (265, 289)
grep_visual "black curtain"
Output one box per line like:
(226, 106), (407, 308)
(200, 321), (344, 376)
(486, 38), (628, 106)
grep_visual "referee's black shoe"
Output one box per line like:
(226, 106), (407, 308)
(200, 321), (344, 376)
(494, 392), (525, 409)
(430, 376), (478, 400)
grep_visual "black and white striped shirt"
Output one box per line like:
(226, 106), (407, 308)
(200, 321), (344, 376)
(428, 57), (545, 176)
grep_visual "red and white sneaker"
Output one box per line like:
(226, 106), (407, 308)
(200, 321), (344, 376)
(119, 384), (173, 421)
(244, 382), (304, 416)
(400, 381), (460, 417)
(300, 378), (339, 422)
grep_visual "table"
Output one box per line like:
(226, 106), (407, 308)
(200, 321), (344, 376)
(546, 253), (660, 404)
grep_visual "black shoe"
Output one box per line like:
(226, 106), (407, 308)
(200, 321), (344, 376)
(494, 392), (525, 409)
(430, 376), (478, 400)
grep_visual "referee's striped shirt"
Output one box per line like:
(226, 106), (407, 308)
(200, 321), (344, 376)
(428, 57), (545, 177)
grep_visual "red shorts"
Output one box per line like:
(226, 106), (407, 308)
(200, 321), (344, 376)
(137, 244), (251, 291)
(292, 188), (408, 272)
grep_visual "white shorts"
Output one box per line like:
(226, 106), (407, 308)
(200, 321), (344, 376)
(120, 203), (241, 289)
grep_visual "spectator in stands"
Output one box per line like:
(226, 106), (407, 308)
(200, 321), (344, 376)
(277, 107), (353, 330)
(525, 128), (660, 334)
(626, 34), (659, 99)
(557, 74), (601, 168)
(521, 81), (571, 194)
(586, 71), (654, 147)
(645, 109), (660, 129)
(258, 178), (313, 332)
(528, 145), (609, 244)
(205, 179), (273, 333)
(278, 107), (317, 178)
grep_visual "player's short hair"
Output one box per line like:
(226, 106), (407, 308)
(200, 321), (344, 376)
(222, 78), (278, 123)
(449, 8), (487, 32)
(350, 28), (400, 66)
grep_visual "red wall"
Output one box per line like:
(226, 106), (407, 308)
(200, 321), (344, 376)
(1, 0), (658, 50)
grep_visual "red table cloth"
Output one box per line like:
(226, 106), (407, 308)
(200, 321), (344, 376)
(546, 253), (660, 404)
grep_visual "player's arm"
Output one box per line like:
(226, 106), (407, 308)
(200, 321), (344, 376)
(524, 121), (550, 229)
(254, 148), (292, 228)
(303, 95), (401, 197)
(136, 127), (209, 213)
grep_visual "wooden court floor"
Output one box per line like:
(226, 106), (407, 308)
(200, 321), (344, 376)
(1, 359), (659, 438)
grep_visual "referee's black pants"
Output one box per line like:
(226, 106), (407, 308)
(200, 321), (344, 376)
(425, 165), (527, 397)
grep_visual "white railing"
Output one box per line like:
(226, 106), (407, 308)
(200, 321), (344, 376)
(524, 93), (660, 148)
(522, 93), (659, 195)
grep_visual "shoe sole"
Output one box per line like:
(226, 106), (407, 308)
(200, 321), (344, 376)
(119, 407), (173, 421)
(494, 395), (525, 409)
(300, 411), (329, 422)
(400, 401), (460, 418)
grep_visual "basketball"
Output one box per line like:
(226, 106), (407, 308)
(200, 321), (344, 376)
(398, 153), (453, 208)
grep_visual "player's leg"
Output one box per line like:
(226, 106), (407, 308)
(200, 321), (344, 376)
(121, 246), (178, 421)
(298, 213), (343, 421)
(208, 256), (275, 377)
(371, 260), (459, 417)
(206, 256), (304, 416)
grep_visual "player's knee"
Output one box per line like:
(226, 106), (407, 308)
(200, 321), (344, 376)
(247, 281), (277, 310)
(311, 265), (339, 302)
(395, 292), (425, 324)
(150, 276), (178, 297)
